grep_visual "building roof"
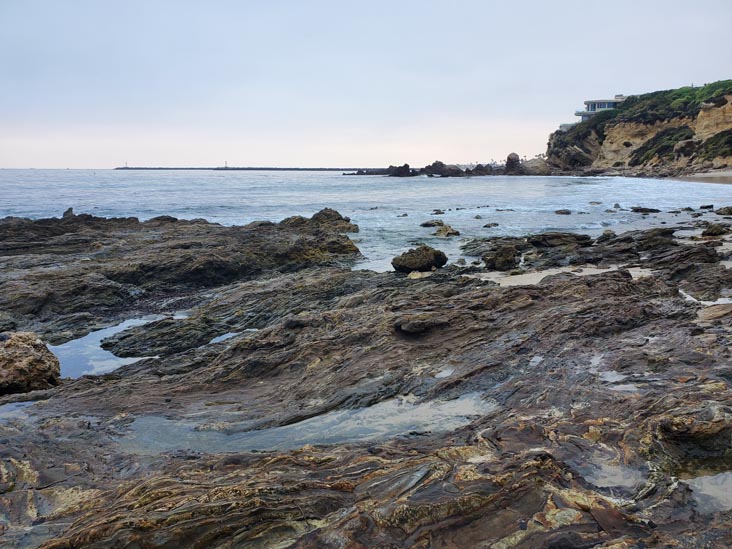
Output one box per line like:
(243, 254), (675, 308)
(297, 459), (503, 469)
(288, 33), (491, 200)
(583, 95), (626, 104)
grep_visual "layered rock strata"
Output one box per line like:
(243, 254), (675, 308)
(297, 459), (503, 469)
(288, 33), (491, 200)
(3, 211), (732, 547)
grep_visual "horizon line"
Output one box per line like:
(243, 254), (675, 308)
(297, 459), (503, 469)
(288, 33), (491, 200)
(0, 165), (393, 171)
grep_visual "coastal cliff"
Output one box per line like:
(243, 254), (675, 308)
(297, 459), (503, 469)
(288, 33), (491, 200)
(547, 80), (732, 175)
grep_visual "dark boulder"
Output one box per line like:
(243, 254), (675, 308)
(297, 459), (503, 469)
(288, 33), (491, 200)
(420, 220), (445, 228)
(422, 161), (465, 178)
(387, 164), (417, 177)
(391, 245), (448, 273)
(468, 164), (493, 176)
(702, 224), (730, 237)
(527, 233), (592, 248)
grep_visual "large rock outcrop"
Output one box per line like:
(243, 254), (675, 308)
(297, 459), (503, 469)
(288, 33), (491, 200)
(520, 157), (551, 175)
(0, 208), (361, 342)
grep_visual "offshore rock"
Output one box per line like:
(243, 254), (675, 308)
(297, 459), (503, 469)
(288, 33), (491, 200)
(434, 224), (460, 237)
(420, 219), (445, 228)
(520, 157), (551, 175)
(464, 163), (493, 176)
(504, 152), (522, 175)
(387, 163), (417, 177)
(0, 332), (60, 395)
(391, 245), (448, 272)
(423, 160), (464, 177)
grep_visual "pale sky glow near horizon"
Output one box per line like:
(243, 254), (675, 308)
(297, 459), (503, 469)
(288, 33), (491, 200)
(1, 0), (731, 169)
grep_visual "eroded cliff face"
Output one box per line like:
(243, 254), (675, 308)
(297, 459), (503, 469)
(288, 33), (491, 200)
(696, 95), (732, 140)
(593, 118), (693, 170)
(547, 91), (732, 174)
(546, 128), (603, 170)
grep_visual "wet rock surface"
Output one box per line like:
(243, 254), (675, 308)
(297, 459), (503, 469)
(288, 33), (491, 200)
(0, 208), (360, 343)
(4, 212), (732, 547)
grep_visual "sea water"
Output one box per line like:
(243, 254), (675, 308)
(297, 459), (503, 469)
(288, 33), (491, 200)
(1, 169), (731, 270)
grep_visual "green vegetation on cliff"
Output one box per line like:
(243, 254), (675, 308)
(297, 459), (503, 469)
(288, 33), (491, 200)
(616, 80), (732, 125)
(550, 109), (616, 155)
(698, 129), (732, 161)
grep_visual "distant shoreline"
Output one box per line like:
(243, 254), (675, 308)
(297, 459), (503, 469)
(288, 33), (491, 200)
(114, 166), (366, 172)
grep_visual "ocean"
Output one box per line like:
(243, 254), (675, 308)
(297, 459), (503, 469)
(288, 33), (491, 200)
(2, 169), (731, 271)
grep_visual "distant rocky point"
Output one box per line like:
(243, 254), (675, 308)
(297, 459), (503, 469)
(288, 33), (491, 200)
(345, 156), (552, 178)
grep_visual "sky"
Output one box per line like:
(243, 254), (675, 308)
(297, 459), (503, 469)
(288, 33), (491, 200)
(1, 0), (731, 169)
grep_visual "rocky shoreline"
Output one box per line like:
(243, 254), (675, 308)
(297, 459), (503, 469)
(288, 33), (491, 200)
(3, 207), (732, 547)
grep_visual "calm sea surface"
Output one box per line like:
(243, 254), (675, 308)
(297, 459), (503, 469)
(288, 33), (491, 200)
(2, 169), (731, 270)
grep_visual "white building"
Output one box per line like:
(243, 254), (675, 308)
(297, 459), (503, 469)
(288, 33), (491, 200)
(575, 94), (627, 122)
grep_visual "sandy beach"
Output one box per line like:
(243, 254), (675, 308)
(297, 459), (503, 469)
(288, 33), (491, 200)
(678, 169), (732, 184)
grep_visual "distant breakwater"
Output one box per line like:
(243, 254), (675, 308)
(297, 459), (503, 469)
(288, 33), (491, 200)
(114, 166), (365, 172)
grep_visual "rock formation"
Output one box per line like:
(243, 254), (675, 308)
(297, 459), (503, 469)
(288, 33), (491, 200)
(504, 152), (522, 174)
(0, 332), (60, 395)
(520, 157), (551, 175)
(391, 244), (448, 272)
(0, 209), (361, 341)
(434, 224), (460, 237)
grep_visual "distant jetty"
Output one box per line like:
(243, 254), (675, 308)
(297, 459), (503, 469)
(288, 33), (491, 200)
(114, 166), (365, 172)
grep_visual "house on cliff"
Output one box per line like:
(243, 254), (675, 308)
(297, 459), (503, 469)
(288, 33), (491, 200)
(558, 94), (627, 131)
(575, 95), (627, 122)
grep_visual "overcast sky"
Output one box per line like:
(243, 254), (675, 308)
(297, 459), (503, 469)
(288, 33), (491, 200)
(1, 0), (731, 168)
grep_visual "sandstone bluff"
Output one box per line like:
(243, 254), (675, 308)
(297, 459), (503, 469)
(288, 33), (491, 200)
(2, 208), (732, 546)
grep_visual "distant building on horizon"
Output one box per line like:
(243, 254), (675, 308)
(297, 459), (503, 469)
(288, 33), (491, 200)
(558, 94), (627, 131)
